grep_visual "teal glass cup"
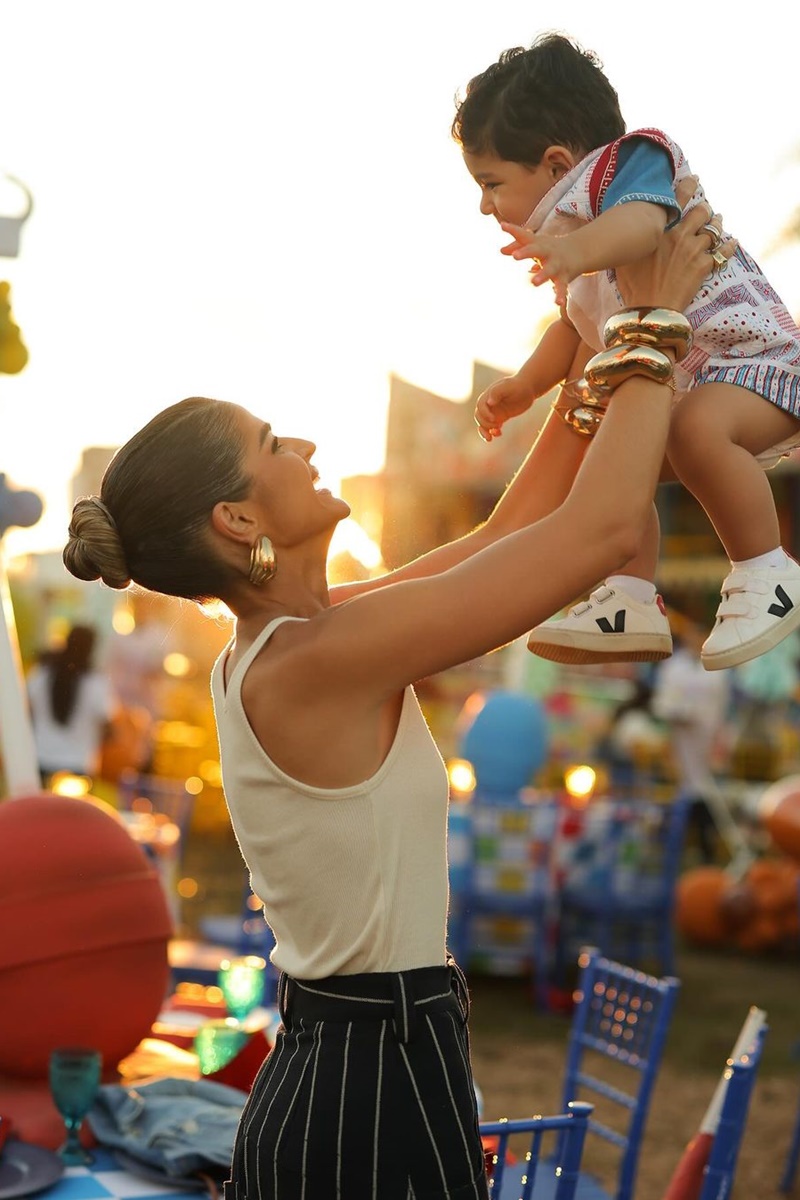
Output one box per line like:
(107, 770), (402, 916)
(49, 1047), (102, 1165)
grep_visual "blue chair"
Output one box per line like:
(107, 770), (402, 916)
(700, 1024), (767, 1200)
(448, 795), (561, 1009)
(554, 797), (689, 980)
(480, 1103), (593, 1199)
(497, 947), (679, 1200)
(779, 878), (800, 1194)
(781, 1091), (800, 1195)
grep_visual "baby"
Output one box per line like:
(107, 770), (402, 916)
(454, 31), (800, 671)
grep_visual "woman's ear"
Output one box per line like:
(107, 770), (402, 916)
(211, 500), (258, 547)
(542, 145), (579, 181)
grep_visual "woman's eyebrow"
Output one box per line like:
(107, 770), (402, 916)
(259, 422), (272, 448)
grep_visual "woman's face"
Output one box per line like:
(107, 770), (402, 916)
(235, 407), (350, 546)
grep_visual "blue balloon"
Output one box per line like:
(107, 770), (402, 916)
(459, 690), (549, 797)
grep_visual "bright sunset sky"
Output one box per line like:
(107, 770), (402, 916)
(1, 1), (799, 558)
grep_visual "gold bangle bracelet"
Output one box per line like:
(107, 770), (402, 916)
(584, 343), (675, 397)
(551, 378), (609, 436)
(603, 306), (693, 362)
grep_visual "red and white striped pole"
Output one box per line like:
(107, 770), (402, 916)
(661, 1006), (767, 1200)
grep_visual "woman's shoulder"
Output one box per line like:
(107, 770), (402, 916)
(223, 614), (311, 692)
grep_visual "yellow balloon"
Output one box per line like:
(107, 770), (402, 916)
(0, 334), (28, 374)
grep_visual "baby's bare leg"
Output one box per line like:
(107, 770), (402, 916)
(669, 380), (800, 670)
(667, 381), (800, 560)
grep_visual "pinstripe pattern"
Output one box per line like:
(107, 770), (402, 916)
(224, 964), (489, 1200)
(372, 1021), (385, 1200)
(300, 1021), (324, 1198)
(425, 1014), (481, 1192)
(335, 1022), (351, 1200)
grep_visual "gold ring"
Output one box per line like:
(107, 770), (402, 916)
(702, 223), (723, 252)
(711, 248), (728, 274)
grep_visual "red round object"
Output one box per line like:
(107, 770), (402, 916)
(760, 776), (800, 862)
(675, 866), (730, 946)
(0, 793), (173, 1079)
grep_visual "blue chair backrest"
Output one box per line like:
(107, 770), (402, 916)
(559, 796), (689, 899)
(701, 1025), (768, 1200)
(480, 1102), (593, 1199)
(561, 947), (680, 1200)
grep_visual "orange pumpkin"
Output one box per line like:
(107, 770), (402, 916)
(675, 867), (730, 946)
(719, 881), (757, 929)
(749, 858), (799, 916)
(759, 776), (800, 863)
(734, 913), (783, 953)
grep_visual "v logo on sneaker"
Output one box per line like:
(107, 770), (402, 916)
(768, 585), (794, 619)
(596, 610), (626, 634)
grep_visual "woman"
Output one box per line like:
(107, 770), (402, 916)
(26, 624), (114, 784)
(64, 195), (727, 1199)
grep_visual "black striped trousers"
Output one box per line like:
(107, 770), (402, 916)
(224, 958), (489, 1200)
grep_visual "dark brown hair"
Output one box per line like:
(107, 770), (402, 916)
(44, 624), (97, 725)
(64, 397), (251, 603)
(452, 31), (625, 165)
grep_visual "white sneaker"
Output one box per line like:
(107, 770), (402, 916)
(701, 559), (800, 670)
(526, 584), (673, 665)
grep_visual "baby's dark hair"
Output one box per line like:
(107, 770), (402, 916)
(452, 31), (625, 165)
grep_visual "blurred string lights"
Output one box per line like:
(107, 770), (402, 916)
(447, 755), (597, 804)
(563, 764), (597, 804)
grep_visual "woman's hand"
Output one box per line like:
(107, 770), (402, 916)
(616, 176), (736, 311)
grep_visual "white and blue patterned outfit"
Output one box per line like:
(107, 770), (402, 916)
(528, 128), (800, 466)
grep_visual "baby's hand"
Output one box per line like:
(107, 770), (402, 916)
(474, 375), (535, 442)
(500, 223), (582, 303)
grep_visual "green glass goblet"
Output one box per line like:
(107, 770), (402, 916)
(49, 1047), (102, 1165)
(193, 1018), (249, 1075)
(217, 955), (266, 1024)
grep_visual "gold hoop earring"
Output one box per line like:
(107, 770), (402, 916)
(248, 535), (277, 585)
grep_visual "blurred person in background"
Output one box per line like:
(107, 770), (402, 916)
(596, 675), (665, 792)
(106, 598), (169, 773)
(651, 622), (732, 861)
(26, 624), (116, 785)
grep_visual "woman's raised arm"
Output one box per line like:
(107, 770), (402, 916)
(316, 200), (730, 692)
(331, 192), (726, 606)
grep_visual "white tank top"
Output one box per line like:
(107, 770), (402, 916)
(209, 616), (450, 978)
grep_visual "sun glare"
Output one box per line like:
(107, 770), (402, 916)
(329, 517), (384, 572)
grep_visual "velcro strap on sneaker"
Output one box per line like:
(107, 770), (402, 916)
(589, 585), (615, 604)
(716, 594), (757, 619)
(568, 600), (592, 617)
(721, 569), (770, 596)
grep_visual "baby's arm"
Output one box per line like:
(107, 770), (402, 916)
(503, 136), (681, 301)
(475, 314), (580, 442)
(501, 202), (668, 298)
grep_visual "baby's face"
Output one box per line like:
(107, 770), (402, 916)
(462, 150), (555, 226)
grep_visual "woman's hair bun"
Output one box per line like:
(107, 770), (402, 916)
(63, 496), (131, 590)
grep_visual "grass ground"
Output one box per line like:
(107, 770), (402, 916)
(182, 826), (800, 1199)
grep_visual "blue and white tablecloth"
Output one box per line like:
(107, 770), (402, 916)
(38, 1148), (208, 1200)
